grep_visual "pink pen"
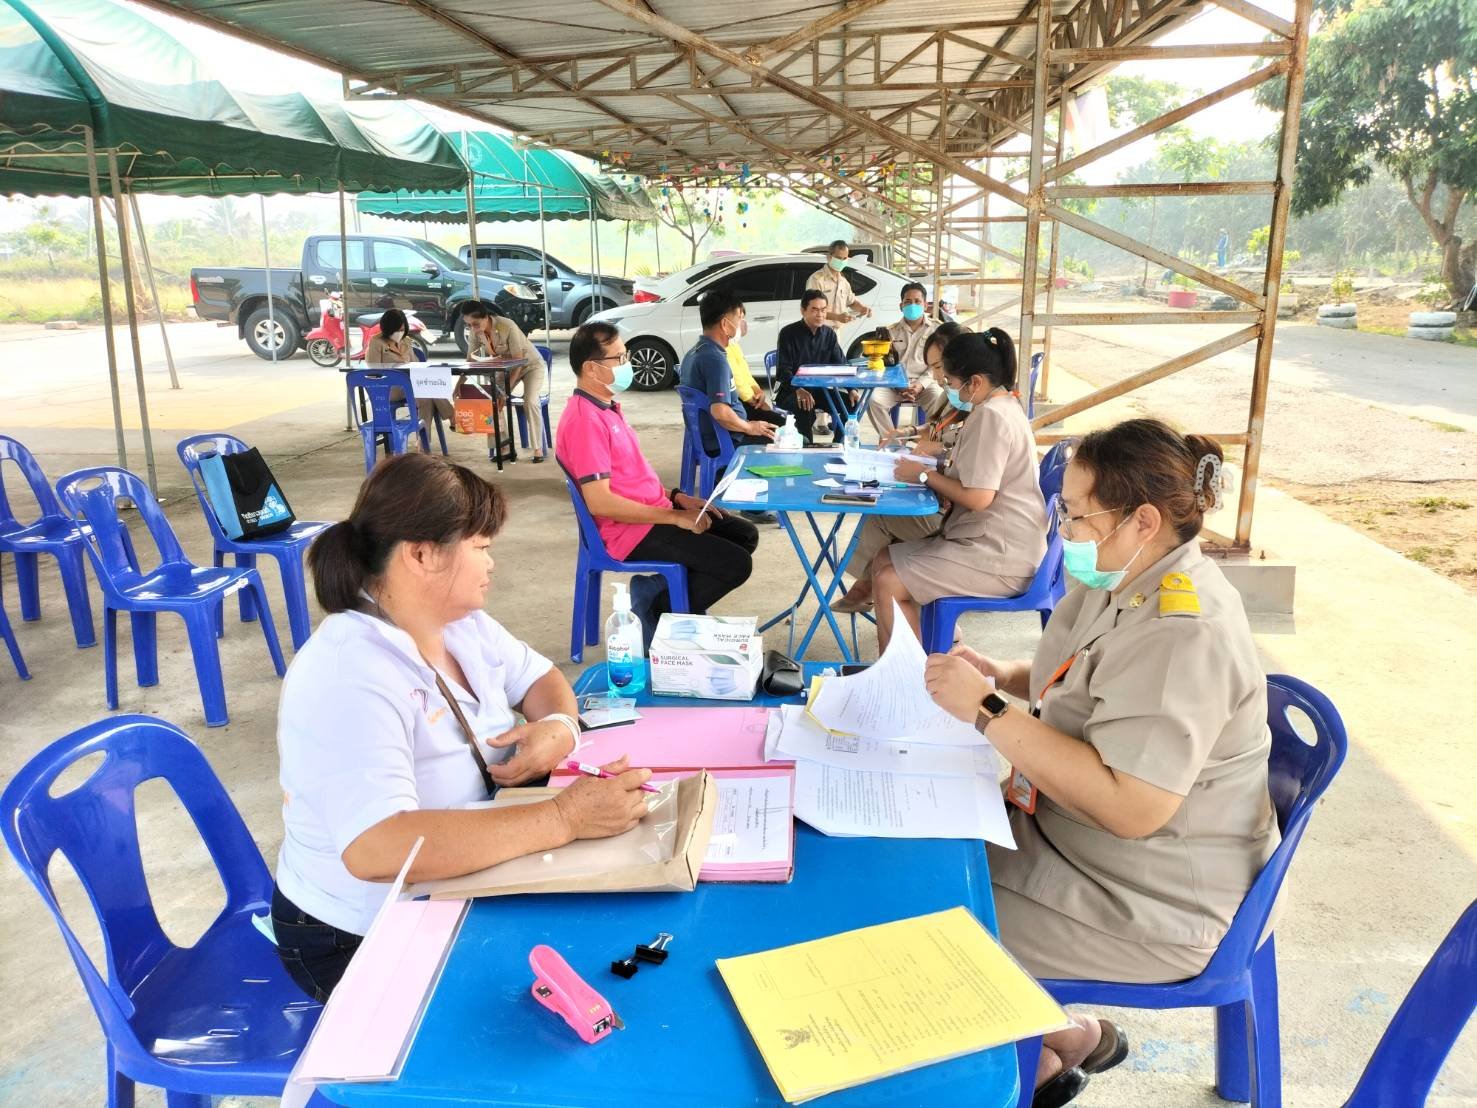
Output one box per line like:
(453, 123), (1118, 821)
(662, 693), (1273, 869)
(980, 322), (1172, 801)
(564, 759), (661, 793)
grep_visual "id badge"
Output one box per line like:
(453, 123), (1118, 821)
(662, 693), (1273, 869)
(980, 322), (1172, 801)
(1006, 769), (1038, 814)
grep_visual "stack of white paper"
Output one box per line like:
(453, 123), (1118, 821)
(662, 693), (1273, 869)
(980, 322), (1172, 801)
(774, 605), (1015, 848)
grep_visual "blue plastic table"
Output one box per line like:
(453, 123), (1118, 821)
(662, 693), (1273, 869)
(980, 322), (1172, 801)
(323, 672), (1019, 1108)
(716, 445), (937, 663)
(794, 363), (907, 429)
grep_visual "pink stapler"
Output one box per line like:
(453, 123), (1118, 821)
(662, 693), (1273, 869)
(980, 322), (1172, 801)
(529, 944), (624, 1044)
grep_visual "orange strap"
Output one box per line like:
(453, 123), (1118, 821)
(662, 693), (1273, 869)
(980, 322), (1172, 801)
(1032, 653), (1079, 717)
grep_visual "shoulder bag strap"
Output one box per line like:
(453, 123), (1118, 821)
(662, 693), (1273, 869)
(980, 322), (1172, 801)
(432, 670), (497, 798)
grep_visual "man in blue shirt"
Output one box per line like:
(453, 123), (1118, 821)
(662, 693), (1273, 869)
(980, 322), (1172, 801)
(678, 289), (781, 451)
(775, 289), (849, 444)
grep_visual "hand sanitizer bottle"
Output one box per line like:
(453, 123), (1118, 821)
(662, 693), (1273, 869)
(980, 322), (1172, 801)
(843, 414), (861, 452)
(778, 413), (801, 450)
(605, 582), (646, 696)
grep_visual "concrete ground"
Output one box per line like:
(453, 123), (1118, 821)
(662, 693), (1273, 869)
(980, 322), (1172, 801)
(0, 321), (1473, 1106)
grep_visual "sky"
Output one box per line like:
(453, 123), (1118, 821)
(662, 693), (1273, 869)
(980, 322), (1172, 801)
(0, 0), (1296, 232)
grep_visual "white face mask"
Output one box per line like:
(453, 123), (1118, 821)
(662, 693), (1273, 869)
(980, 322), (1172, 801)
(391, 330), (406, 342)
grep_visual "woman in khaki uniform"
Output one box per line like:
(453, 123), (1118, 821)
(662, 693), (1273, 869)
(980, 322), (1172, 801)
(463, 302), (547, 462)
(879, 321), (965, 449)
(364, 308), (452, 451)
(924, 419), (1279, 1106)
(835, 329), (1047, 652)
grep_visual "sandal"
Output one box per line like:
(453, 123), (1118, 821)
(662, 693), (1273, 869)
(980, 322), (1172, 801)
(831, 592), (874, 614)
(1032, 1067), (1089, 1108)
(1081, 1019), (1129, 1075)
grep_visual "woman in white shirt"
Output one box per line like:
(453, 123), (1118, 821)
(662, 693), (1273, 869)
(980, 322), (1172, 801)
(272, 453), (650, 1000)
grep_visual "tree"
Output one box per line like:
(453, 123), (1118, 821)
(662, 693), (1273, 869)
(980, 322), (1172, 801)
(1259, 0), (1477, 301)
(1104, 75), (1188, 133)
(646, 185), (726, 265)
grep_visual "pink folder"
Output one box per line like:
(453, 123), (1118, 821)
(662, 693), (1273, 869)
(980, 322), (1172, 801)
(576, 707), (784, 770)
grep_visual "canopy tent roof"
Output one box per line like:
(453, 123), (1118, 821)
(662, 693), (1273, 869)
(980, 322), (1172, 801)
(356, 129), (655, 223)
(0, 0), (467, 197)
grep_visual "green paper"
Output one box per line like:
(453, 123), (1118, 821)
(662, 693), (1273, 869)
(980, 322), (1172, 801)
(746, 465), (813, 478)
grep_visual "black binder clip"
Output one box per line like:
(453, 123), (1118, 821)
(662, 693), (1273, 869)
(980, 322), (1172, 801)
(634, 931), (674, 965)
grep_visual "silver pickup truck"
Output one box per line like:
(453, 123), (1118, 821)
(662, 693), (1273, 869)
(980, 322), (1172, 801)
(460, 243), (632, 329)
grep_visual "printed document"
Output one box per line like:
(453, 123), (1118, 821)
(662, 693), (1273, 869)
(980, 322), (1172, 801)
(773, 705), (990, 778)
(706, 774), (793, 866)
(793, 760), (1014, 847)
(717, 907), (1070, 1103)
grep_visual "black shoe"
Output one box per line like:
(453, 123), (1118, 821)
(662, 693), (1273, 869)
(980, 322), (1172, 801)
(740, 510), (777, 524)
(1033, 1067), (1089, 1108)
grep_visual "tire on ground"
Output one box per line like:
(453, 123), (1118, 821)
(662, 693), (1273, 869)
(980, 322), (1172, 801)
(1406, 325), (1454, 342)
(1317, 303), (1357, 318)
(625, 337), (677, 391)
(1317, 315), (1357, 330)
(243, 306), (301, 360)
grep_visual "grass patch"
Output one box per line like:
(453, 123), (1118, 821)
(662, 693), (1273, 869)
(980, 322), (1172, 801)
(1408, 415), (1466, 433)
(1413, 496), (1472, 512)
(0, 276), (190, 324)
(1406, 545), (1455, 564)
(1359, 323), (1477, 350)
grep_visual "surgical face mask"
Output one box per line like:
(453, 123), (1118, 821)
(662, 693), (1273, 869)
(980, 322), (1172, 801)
(738, 317), (749, 339)
(392, 330), (407, 342)
(902, 303), (925, 322)
(610, 361), (634, 392)
(828, 256), (846, 272)
(1061, 515), (1143, 590)
(946, 384), (973, 411)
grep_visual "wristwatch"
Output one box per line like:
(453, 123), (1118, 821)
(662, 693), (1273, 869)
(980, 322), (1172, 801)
(976, 691), (1010, 730)
(916, 469), (929, 485)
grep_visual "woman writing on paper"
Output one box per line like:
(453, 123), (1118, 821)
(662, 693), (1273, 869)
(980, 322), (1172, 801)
(463, 301), (548, 462)
(364, 307), (452, 447)
(272, 454), (651, 1001)
(923, 420), (1277, 1105)
(832, 330), (1047, 655)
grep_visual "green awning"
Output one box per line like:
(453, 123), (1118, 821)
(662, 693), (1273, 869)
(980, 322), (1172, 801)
(356, 129), (654, 223)
(0, 0), (467, 197)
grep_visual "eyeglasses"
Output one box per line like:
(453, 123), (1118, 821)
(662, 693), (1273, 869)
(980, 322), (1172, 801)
(1051, 494), (1125, 541)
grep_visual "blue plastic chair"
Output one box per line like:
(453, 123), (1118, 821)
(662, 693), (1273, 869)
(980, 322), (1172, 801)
(55, 467), (286, 728)
(918, 440), (1074, 653)
(1, 558), (29, 678)
(515, 344), (555, 452)
(676, 384), (735, 498)
(0, 715), (323, 1105)
(1027, 352), (1042, 420)
(346, 369), (430, 474)
(0, 434), (96, 647)
(558, 462), (690, 663)
(1015, 674), (1349, 1108)
(1345, 899), (1477, 1106)
(176, 434), (332, 652)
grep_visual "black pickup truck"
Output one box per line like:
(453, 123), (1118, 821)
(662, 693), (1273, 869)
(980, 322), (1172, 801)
(191, 234), (546, 360)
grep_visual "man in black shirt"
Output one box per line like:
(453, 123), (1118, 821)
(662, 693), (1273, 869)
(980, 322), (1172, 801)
(774, 290), (848, 444)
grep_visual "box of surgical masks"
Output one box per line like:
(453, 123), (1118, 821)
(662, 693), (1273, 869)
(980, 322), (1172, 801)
(649, 614), (763, 701)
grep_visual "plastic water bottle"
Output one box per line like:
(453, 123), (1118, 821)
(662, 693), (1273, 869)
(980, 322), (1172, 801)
(843, 414), (861, 452)
(605, 582), (646, 696)
(778, 413), (802, 450)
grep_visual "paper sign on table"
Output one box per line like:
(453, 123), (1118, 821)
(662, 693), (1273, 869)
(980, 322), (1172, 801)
(405, 364), (454, 400)
(282, 840), (468, 1107)
(716, 906), (1070, 1104)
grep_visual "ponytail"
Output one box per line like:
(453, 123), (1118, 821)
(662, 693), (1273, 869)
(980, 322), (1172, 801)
(307, 453), (509, 614)
(941, 328), (1019, 391)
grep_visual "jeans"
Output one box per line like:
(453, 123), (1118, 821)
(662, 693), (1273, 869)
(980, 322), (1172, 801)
(271, 884), (362, 1002)
(627, 514), (759, 615)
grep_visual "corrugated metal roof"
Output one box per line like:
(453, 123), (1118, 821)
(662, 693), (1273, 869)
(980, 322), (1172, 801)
(131, 0), (1207, 178)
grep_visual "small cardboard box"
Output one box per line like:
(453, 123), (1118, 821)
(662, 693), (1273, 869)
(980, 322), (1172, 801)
(649, 613), (763, 700)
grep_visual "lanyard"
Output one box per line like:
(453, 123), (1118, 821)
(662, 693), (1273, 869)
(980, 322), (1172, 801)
(433, 670), (497, 799)
(1031, 653), (1080, 718)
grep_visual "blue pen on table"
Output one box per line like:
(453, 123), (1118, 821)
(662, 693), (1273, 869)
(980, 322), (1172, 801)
(564, 759), (661, 793)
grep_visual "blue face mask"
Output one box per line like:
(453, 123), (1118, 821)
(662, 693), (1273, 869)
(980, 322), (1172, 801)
(902, 303), (925, 322)
(1061, 516), (1144, 590)
(946, 386), (972, 412)
(611, 361), (634, 392)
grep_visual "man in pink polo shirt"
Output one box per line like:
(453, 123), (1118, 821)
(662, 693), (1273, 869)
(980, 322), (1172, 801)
(556, 321), (758, 636)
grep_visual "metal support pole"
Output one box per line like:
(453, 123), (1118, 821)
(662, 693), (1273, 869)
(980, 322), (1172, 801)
(622, 220), (631, 278)
(1236, 0), (1313, 548)
(1039, 99), (1067, 402)
(258, 193), (278, 364)
(537, 187), (552, 345)
(128, 191), (180, 388)
(1017, 0), (1052, 381)
(338, 187), (351, 372)
(590, 198), (603, 311)
(931, 170), (945, 322)
(106, 150), (158, 496)
(85, 130), (128, 470)
(466, 171), (482, 301)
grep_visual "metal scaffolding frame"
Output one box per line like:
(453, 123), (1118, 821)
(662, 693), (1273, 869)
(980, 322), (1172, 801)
(132, 0), (1312, 548)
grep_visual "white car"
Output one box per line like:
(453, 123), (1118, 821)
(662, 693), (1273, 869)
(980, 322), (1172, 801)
(596, 253), (922, 391)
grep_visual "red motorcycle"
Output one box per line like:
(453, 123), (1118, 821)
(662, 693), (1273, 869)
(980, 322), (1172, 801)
(305, 293), (430, 367)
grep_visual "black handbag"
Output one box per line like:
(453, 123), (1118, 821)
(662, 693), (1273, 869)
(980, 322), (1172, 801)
(760, 650), (804, 698)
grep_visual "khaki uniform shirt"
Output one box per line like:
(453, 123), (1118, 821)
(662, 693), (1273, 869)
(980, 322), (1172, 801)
(363, 333), (414, 367)
(468, 316), (538, 364)
(990, 540), (1280, 949)
(804, 265), (864, 330)
(886, 317), (940, 382)
(939, 391), (1047, 578)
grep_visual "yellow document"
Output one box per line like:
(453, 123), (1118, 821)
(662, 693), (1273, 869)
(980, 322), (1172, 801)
(716, 906), (1070, 1104)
